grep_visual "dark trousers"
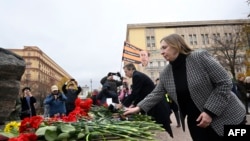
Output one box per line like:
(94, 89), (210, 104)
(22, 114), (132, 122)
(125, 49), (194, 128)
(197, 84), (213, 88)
(148, 99), (173, 137)
(187, 116), (223, 141)
(170, 101), (181, 126)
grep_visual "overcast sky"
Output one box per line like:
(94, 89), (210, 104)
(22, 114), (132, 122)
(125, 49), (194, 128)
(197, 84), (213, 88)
(0, 0), (249, 89)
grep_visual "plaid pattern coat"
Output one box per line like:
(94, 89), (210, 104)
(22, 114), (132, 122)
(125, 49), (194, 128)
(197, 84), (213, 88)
(138, 49), (246, 136)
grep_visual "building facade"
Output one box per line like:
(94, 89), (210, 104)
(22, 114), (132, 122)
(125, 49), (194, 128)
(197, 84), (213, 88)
(8, 46), (72, 113)
(126, 19), (250, 81)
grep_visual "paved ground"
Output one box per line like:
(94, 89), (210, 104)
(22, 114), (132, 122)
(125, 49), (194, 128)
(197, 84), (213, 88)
(155, 114), (192, 141)
(155, 114), (250, 141)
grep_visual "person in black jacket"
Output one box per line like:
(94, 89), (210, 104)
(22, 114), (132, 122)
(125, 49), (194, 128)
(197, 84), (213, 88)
(20, 87), (37, 119)
(62, 79), (82, 115)
(97, 83), (119, 105)
(100, 72), (123, 95)
(121, 63), (173, 137)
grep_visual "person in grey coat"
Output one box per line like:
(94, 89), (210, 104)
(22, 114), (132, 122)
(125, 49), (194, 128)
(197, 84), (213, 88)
(123, 33), (246, 141)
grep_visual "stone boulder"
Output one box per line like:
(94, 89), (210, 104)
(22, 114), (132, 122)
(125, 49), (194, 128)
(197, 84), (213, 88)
(0, 48), (25, 123)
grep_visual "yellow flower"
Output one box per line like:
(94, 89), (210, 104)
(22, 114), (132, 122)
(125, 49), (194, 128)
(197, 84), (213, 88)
(4, 121), (20, 134)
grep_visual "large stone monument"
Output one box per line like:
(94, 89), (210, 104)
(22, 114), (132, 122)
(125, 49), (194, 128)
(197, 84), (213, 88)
(0, 48), (25, 123)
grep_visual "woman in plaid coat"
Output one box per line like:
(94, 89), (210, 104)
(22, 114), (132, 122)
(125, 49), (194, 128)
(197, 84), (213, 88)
(124, 33), (246, 141)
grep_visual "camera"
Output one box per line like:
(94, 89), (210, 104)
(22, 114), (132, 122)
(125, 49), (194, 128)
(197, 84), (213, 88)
(108, 72), (117, 76)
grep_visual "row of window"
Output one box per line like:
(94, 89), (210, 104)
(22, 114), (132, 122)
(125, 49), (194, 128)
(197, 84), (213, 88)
(146, 32), (239, 48)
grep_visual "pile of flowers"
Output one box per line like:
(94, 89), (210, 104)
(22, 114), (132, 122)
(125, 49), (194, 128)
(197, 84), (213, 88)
(0, 98), (93, 141)
(0, 98), (164, 141)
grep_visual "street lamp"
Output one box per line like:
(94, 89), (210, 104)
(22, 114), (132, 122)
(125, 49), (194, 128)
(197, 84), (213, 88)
(90, 79), (92, 92)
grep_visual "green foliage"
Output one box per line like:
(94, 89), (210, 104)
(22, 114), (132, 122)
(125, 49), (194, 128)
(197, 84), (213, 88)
(34, 106), (164, 141)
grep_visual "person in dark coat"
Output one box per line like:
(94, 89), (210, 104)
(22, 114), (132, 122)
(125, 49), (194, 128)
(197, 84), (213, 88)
(90, 89), (101, 106)
(100, 72), (123, 95)
(62, 79), (82, 115)
(244, 76), (250, 114)
(122, 63), (173, 138)
(20, 87), (37, 120)
(97, 83), (119, 105)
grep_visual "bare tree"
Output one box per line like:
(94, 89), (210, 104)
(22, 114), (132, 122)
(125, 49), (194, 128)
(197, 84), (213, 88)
(207, 25), (248, 79)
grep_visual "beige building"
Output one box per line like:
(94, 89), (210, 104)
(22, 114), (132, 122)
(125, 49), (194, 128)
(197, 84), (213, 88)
(126, 19), (250, 81)
(8, 46), (72, 113)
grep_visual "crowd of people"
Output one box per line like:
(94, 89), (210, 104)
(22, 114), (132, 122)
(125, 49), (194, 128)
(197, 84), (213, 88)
(8, 33), (250, 140)
(13, 79), (82, 120)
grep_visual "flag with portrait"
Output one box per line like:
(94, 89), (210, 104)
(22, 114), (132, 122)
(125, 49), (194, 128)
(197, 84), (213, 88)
(122, 41), (142, 64)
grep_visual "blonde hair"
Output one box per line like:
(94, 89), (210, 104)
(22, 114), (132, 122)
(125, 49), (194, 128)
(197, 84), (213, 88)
(237, 73), (245, 80)
(160, 34), (193, 55)
(245, 76), (250, 83)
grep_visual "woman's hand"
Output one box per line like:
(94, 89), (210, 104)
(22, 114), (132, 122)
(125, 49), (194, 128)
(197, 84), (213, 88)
(123, 106), (141, 116)
(196, 112), (212, 128)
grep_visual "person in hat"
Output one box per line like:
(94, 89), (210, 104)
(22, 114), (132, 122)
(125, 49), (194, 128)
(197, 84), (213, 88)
(62, 79), (82, 115)
(20, 87), (37, 120)
(44, 85), (67, 118)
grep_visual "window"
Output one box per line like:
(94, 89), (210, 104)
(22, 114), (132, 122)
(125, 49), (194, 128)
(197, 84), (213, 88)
(201, 34), (205, 45)
(224, 33), (231, 43)
(235, 57), (243, 64)
(235, 32), (241, 43)
(146, 36), (156, 48)
(193, 34), (197, 45)
(149, 62), (153, 67)
(228, 33), (233, 43)
(205, 34), (209, 44)
(201, 34), (209, 45)
(216, 33), (221, 42)
(188, 34), (197, 45)
(189, 34), (193, 45)
(158, 61), (161, 67)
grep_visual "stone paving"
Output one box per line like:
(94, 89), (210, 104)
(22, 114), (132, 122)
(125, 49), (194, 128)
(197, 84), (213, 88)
(156, 114), (250, 141)
(155, 114), (192, 141)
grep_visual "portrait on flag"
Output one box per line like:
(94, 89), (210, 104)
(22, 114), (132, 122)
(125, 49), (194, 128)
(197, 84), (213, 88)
(139, 50), (150, 67)
(122, 41), (150, 67)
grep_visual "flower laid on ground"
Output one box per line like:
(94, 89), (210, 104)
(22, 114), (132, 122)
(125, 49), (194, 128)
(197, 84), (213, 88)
(19, 116), (43, 133)
(0, 121), (20, 138)
(0, 98), (165, 141)
(3, 121), (20, 134)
